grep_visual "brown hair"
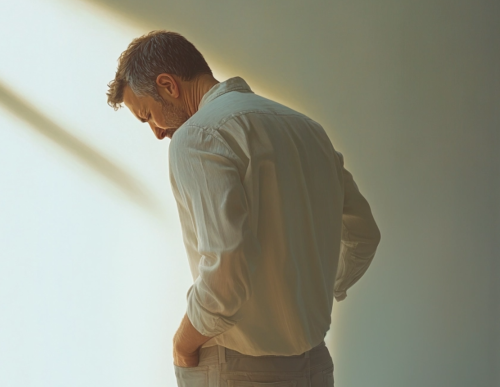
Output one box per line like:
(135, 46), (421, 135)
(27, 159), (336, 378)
(107, 30), (212, 110)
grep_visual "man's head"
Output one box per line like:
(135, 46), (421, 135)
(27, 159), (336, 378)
(107, 30), (216, 140)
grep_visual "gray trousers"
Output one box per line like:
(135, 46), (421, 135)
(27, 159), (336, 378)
(174, 340), (334, 387)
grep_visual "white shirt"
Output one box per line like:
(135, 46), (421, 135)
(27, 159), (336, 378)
(168, 76), (381, 356)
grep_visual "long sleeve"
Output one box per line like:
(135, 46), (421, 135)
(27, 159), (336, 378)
(334, 151), (381, 302)
(169, 127), (259, 337)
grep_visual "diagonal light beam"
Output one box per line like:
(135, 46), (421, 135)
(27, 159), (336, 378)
(0, 80), (165, 219)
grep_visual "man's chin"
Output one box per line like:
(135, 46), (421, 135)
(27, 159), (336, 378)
(159, 128), (176, 140)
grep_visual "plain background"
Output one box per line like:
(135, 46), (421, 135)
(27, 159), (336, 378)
(0, 0), (498, 386)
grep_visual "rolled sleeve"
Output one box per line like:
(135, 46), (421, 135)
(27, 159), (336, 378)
(169, 127), (258, 337)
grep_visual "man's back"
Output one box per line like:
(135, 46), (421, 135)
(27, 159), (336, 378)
(169, 77), (381, 356)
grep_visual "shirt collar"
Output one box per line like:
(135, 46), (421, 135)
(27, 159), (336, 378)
(198, 76), (254, 110)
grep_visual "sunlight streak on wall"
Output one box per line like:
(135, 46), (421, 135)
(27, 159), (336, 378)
(0, 1), (194, 386)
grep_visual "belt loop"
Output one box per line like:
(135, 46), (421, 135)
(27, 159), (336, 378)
(304, 349), (310, 358)
(218, 345), (226, 364)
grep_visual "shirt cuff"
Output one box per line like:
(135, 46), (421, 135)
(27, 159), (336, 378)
(185, 277), (236, 337)
(334, 291), (347, 302)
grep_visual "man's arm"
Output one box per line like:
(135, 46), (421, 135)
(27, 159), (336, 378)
(172, 312), (213, 367)
(169, 127), (259, 337)
(334, 151), (381, 302)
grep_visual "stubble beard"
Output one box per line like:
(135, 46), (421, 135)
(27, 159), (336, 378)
(160, 98), (190, 139)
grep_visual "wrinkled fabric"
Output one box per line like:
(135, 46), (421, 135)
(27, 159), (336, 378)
(174, 340), (334, 387)
(168, 77), (381, 356)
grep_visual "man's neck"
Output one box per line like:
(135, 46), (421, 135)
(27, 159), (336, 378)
(182, 74), (220, 117)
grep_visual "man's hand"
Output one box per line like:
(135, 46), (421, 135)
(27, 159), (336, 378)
(173, 313), (214, 368)
(173, 345), (200, 368)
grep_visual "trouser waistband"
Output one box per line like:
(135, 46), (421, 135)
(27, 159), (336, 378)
(216, 340), (325, 365)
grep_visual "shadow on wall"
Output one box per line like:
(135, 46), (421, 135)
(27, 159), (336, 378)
(80, 0), (330, 107)
(79, 0), (275, 65)
(0, 80), (163, 218)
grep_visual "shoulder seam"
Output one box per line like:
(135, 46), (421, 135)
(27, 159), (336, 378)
(180, 124), (240, 161)
(187, 109), (310, 133)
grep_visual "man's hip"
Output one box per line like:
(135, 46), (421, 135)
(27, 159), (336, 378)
(174, 340), (334, 386)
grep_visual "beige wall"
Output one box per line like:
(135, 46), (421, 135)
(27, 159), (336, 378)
(86, 0), (499, 385)
(1, 0), (497, 386)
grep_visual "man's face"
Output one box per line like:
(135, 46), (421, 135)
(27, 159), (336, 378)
(122, 85), (189, 140)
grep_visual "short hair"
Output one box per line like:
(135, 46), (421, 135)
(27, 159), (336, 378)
(107, 30), (213, 110)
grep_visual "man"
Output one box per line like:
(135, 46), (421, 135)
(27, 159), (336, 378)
(107, 30), (381, 386)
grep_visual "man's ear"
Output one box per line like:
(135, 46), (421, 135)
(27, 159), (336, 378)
(156, 73), (180, 98)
